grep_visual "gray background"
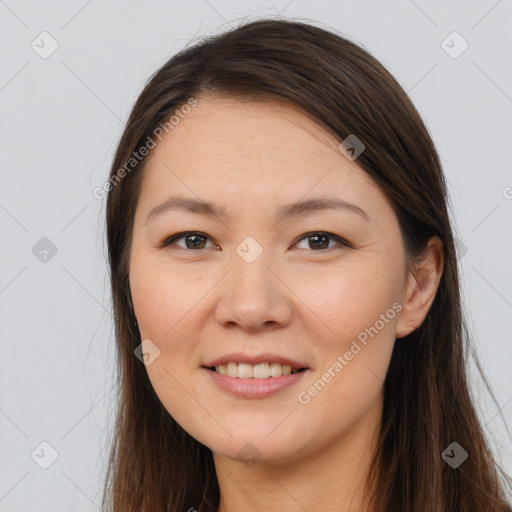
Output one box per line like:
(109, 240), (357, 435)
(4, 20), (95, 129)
(1, 1), (511, 510)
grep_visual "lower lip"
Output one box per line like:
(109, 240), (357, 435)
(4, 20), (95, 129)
(203, 367), (309, 399)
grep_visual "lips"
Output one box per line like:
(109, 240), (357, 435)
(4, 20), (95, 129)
(203, 364), (310, 398)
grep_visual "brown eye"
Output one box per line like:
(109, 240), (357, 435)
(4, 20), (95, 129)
(294, 232), (351, 251)
(161, 232), (214, 250)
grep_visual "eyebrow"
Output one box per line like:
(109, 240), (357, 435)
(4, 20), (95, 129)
(145, 195), (369, 224)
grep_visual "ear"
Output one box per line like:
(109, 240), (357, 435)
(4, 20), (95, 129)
(395, 236), (444, 339)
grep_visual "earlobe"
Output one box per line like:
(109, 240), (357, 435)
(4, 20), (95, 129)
(395, 236), (444, 339)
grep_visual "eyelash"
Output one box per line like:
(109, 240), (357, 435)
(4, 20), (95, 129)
(158, 231), (353, 252)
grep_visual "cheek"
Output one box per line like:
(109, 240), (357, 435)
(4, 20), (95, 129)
(295, 259), (401, 345)
(129, 258), (210, 432)
(130, 253), (207, 344)
(293, 261), (400, 406)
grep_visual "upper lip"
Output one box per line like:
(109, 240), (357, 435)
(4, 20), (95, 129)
(203, 352), (310, 369)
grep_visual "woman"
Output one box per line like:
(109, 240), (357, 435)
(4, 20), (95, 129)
(101, 18), (512, 512)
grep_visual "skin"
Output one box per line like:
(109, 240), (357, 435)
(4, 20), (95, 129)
(129, 95), (444, 512)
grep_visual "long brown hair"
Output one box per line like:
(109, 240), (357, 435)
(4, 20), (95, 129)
(102, 18), (512, 511)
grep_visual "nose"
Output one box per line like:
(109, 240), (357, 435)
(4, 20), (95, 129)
(214, 253), (293, 332)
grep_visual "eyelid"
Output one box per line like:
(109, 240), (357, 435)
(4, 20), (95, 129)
(159, 231), (353, 251)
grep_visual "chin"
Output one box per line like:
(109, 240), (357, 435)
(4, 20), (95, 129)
(192, 422), (315, 466)
(210, 437), (300, 465)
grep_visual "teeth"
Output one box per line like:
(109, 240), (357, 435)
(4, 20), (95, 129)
(253, 363), (270, 379)
(270, 362), (283, 377)
(237, 363), (253, 378)
(226, 362), (238, 377)
(214, 362), (303, 378)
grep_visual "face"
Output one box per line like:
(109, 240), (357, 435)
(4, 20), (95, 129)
(129, 96), (411, 464)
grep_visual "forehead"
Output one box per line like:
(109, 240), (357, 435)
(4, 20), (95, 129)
(148, 96), (341, 166)
(138, 96), (386, 220)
